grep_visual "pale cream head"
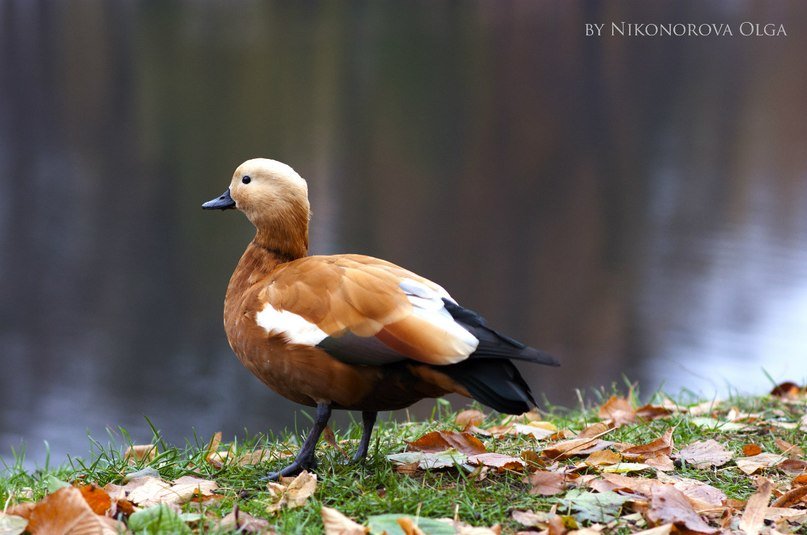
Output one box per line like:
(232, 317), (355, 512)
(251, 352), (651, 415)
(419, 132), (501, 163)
(228, 158), (310, 228)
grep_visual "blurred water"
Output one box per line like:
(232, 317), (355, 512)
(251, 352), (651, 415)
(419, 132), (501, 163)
(1, 1), (806, 468)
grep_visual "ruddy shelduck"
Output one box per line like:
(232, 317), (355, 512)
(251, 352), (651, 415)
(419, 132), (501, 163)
(203, 158), (558, 479)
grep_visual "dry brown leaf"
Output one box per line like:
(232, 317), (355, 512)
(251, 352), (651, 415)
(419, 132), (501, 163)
(793, 473), (807, 486)
(123, 444), (157, 463)
(598, 396), (636, 427)
(667, 479), (727, 512)
(621, 429), (673, 461)
(645, 484), (717, 533)
(736, 453), (786, 475)
(512, 509), (551, 527)
(220, 506), (272, 533)
(267, 471), (317, 513)
(407, 431), (486, 455)
(512, 423), (556, 440)
(778, 458), (807, 474)
(600, 473), (660, 495)
(542, 438), (613, 460)
(742, 443), (763, 456)
(113, 475), (218, 507)
(577, 422), (610, 439)
(467, 453), (526, 471)
(774, 438), (804, 458)
(633, 524), (674, 535)
(739, 477), (772, 535)
(770, 381), (803, 398)
(322, 426), (350, 460)
(644, 454), (674, 472)
(456, 410), (487, 429)
(526, 471), (567, 496)
(765, 506), (807, 523)
(635, 404), (674, 421)
(205, 431), (223, 464)
(25, 487), (124, 535)
(76, 484), (111, 516)
(321, 506), (367, 534)
(771, 484), (807, 508)
(677, 439), (732, 468)
(584, 450), (621, 467)
(397, 516), (426, 535)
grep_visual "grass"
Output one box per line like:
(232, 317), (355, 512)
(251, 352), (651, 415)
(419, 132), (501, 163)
(2, 388), (806, 533)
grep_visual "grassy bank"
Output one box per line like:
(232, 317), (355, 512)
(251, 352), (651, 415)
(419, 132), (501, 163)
(1, 387), (806, 533)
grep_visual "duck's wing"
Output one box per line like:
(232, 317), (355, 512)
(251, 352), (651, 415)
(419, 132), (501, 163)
(256, 255), (476, 365)
(257, 255), (558, 368)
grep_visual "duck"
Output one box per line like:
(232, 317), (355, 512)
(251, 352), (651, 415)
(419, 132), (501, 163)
(203, 158), (559, 479)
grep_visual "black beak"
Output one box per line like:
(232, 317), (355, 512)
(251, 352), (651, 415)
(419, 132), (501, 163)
(202, 188), (236, 210)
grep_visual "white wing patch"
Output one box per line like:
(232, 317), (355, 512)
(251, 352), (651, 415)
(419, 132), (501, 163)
(255, 303), (328, 346)
(400, 279), (478, 358)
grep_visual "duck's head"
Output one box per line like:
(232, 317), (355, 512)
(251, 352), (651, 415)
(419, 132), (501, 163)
(204, 158), (310, 258)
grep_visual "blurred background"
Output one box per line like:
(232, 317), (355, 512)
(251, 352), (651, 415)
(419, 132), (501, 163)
(2, 1), (807, 467)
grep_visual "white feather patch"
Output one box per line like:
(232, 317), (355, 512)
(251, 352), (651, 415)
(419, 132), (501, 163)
(400, 279), (479, 358)
(255, 303), (328, 346)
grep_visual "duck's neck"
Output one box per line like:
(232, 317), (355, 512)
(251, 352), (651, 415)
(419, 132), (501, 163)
(251, 207), (310, 262)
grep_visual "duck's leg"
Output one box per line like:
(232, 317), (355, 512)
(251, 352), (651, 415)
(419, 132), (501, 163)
(351, 410), (378, 463)
(265, 403), (331, 480)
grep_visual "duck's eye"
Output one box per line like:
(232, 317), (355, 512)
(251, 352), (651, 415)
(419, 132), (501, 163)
(241, 175), (251, 184)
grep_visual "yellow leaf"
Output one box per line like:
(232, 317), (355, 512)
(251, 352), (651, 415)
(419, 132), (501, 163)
(321, 506), (367, 535)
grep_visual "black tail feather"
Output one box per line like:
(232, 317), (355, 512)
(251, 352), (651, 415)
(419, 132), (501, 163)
(442, 359), (536, 414)
(442, 299), (560, 367)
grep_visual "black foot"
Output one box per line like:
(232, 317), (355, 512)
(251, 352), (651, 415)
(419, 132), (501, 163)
(349, 411), (378, 464)
(262, 456), (317, 481)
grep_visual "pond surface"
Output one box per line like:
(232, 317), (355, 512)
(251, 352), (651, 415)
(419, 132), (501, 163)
(1, 2), (806, 467)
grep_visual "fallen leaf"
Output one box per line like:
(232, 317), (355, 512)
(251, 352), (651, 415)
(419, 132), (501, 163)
(621, 429), (673, 460)
(659, 476), (727, 512)
(774, 438), (804, 458)
(600, 462), (652, 474)
(542, 438), (613, 460)
(467, 453), (525, 471)
(689, 417), (748, 431)
(559, 489), (630, 523)
(635, 404), (674, 421)
(644, 454), (674, 472)
(368, 514), (454, 535)
(735, 453), (786, 475)
(407, 431), (486, 455)
(76, 484), (111, 515)
(770, 381), (802, 398)
(633, 524), (674, 535)
(124, 444), (157, 463)
(128, 504), (192, 534)
(512, 423), (556, 440)
(577, 422), (610, 439)
(266, 471), (317, 513)
(584, 450), (621, 467)
(779, 458), (807, 474)
(204, 431), (222, 464)
(117, 475), (218, 507)
(25, 486), (124, 535)
(739, 477), (772, 535)
(511, 509), (551, 528)
(765, 506), (807, 523)
(526, 471), (567, 496)
(322, 426), (350, 460)
(387, 450), (466, 470)
(598, 396), (636, 427)
(600, 473), (660, 495)
(456, 410), (486, 429)
(771, 484), (807, 508)
(219, 507), (272, 533)
(677, 439), (732, 468)
(742, 443), (763, 456)
(321, 506), (367, 535)
(0, 513), (28, 535)
(793, 473), (807, 486)
(645, 484), (717, 533)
